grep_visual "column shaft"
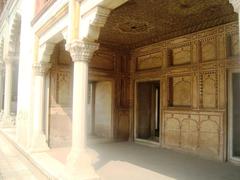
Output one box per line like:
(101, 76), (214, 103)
(72, 61), (88, 152)
(29, 62), (50, 152)
(66, 40), (99, 180)
(33, 75), (44, 135)
(4, 63), (12, 115)
(0, 66), (4, 111)
(1, 60), (14, 127)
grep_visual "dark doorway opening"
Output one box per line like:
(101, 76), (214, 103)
(137, 81), (160, 142)
(232, 73), (240, 158)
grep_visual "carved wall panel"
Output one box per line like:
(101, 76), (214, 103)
(94, 81), (112, 138)
(131, 22), (239, 160)
(90, 50), (115, 71)
(200, 71), (218, 109)
(227, 33), (239, 57)
(56, 72), (72, 105)
(201, 37), (217, 62)
(137, 51), (163, 70)
(172, 45), (191, 65)
(163, 110), (223, 160)
(169, 76), (192, 107)
(118, 110), (130, 139)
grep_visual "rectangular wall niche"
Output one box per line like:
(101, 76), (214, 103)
(227, 33), (239, 58)
(168, 45), (191, 66)
(200, 71), (218, 109)
(200, 37), (217, 62)
(168, 76), (192, 107)
(137, 51), (163, 70)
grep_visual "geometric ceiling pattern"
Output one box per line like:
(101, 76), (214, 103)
(98, 0), (238, 49)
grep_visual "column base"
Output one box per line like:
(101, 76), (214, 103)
(29, 132), (49, 153)
(65, 150), (99, 180)
(0, 114), (15, 128)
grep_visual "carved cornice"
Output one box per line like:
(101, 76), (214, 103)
(32, 62), (51, 76)
(66, 40), (99, 63)
(229, 0), (240, 13)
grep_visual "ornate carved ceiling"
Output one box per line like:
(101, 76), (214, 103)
(98, 0), (237, 49)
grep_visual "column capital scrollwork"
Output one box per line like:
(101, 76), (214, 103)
(65, 40), (99, 63)
(32, 62), (51, 76)
(229, 0), (240, 13)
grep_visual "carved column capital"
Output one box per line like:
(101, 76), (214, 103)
(229, 0), (240, 13)
(66, 40), (99, 63)
(32, 62), (51, 76)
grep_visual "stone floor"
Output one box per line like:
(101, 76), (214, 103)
(1, 129), (240, 180)
(47, 139), (240, 180)
(0, 133), (47, 180)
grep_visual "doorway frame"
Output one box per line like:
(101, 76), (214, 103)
(134, 78), (161, 146)
(228, 68), (240, 164)
(89, 76), (115, 140)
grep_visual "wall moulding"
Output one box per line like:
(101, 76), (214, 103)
(35, 4), (68, 38)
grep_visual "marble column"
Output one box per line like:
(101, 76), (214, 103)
(66, 40), (99, 180)
(29, 62), (50, 152)
(1, 57), (15, 127)
(0, 61), (4, 113)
